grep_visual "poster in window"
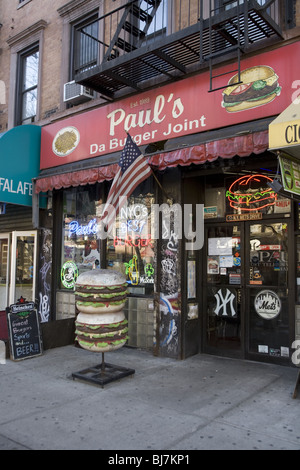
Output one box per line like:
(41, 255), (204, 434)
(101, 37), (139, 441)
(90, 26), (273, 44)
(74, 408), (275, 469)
(208, 237), (232, 256)
(208, 256), (219, 274)
(187, 260), (196, 299)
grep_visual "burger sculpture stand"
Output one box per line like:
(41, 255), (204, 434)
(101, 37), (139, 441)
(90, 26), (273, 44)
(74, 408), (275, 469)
(72, 269), (135, 387)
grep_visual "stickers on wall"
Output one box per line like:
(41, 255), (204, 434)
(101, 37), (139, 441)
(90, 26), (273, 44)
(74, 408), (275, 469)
(254, 290), (281, 320)
(61, 261), (79, 289)
(258, 345), (289, 357)
(213, 288), (237, 317)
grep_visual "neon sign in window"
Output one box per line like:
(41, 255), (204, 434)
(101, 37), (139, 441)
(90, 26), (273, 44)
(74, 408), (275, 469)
(226, 175), (277, 212)
(69, 218), (98, 237)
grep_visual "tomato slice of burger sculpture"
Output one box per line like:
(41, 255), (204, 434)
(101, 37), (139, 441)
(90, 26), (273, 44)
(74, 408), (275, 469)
(72, 269), (135, 386)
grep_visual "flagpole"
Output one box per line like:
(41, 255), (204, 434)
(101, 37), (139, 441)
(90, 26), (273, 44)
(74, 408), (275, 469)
(149, 167), (171, 202)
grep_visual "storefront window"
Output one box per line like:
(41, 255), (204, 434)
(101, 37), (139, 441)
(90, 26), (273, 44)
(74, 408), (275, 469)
(61, 185), (103, 290)
(106, 180), (155, 296)
(204, 172), (292, 220)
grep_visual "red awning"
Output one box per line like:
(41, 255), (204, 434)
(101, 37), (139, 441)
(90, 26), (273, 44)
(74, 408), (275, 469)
(35, 164), (119, 193)
(35, 130), (268, 193)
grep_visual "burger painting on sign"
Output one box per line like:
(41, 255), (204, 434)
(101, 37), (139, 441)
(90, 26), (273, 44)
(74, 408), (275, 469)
(221, 65), (281, 113)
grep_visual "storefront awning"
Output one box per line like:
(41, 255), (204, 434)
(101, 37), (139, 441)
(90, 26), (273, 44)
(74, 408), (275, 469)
(0, 125), (41, 206)
(35, 130), (269, 193)
(269, 100), (300, 158)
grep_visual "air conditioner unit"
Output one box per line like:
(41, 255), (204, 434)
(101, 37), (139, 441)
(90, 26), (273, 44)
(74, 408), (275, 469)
(63, 81), (94, 105)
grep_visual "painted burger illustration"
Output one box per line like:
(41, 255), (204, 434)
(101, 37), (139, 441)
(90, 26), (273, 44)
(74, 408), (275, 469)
(226, 174), (278, 212)
(75, 269), (129, 352)
(222, 65), (281, 112)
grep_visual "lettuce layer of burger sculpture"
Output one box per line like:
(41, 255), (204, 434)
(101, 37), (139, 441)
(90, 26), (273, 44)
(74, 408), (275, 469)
(75, 270), (129, 352)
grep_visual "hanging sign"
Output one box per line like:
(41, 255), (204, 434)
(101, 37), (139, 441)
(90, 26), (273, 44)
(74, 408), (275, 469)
(278, 153), (300, 196)
(226, 212), (262, 222)
(226, 174), (277, 212)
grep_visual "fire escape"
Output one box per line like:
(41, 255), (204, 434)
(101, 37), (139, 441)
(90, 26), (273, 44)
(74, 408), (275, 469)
(74, 0), (284, 100)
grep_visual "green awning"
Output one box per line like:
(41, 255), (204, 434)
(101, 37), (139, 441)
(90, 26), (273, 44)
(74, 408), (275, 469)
(0, 125), (41, 206)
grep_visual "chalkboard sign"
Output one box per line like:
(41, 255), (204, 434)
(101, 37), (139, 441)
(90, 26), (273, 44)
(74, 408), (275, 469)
(6, 298), (43, 361)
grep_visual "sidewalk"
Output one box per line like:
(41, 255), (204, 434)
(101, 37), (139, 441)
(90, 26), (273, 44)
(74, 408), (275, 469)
(0, 345), (299, 451)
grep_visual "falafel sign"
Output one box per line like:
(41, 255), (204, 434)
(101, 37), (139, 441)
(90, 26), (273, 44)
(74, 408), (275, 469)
(40, 42), (300, 170)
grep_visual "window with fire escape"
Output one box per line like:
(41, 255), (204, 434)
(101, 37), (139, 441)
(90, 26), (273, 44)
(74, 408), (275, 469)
(140, 0), (167, 37)
(71, 13), (99, 80)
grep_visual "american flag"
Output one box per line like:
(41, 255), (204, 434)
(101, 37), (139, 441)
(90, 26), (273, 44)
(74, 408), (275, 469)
(101, 133), (152, 233)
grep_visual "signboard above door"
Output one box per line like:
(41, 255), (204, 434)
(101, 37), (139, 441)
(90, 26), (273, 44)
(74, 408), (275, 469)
(41, 42), (300, 170)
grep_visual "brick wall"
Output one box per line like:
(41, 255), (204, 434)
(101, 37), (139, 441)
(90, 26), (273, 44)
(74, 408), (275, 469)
(0, 0), (107, 131)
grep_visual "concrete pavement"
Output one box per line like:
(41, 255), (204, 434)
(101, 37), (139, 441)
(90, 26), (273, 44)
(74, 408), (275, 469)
(0, 345), (299, 451)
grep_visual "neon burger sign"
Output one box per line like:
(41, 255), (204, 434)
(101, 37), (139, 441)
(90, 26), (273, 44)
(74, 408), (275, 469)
(226, 174), (278, 212)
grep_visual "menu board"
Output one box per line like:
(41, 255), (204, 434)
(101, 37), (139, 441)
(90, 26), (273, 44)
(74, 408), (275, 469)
(6, 299), (43, 361)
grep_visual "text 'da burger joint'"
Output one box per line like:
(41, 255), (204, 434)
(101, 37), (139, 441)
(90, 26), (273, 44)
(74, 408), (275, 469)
(35, 40), (300, 366)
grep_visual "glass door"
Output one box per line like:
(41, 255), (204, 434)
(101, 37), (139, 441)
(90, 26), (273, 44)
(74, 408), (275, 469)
(0, 234), (10, 311)
(9, 231), (37, 305)
(246, 221), (290, 361)
(204, 224), (243, 356)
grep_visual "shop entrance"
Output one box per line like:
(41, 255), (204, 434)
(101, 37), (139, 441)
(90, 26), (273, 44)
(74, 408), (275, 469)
(9, 231), (37, 305)
(0, 231), (37, 340)
(0, 231), (38, 308)
(204, 220), (291, 362)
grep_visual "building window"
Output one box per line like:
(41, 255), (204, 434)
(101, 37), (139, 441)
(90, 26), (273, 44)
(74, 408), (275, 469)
(106, 179), (155, 296)
(61, 185), (104, 290)
(72, 14), (99, 77)
(16, 45), (39, 125)
(140, 0), (167, 37)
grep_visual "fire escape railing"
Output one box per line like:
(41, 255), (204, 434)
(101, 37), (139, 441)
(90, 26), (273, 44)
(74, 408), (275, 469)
(74, 0), (283, 99)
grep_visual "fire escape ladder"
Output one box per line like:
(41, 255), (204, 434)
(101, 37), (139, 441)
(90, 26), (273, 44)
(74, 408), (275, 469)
(207, 0), (246, 93)
(103, 0), (163, 62)
(75, 0), (284, 100)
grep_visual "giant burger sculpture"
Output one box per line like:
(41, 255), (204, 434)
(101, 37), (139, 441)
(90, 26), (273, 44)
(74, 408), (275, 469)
(75, 269), (128, 352)
(72, 269), (135, 386)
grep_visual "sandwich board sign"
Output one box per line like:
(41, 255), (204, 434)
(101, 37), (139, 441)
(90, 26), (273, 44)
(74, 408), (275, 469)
(6, 297), (43, 361)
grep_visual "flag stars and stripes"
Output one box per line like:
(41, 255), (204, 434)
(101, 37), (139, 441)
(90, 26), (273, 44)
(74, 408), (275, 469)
(101, 134), (152, 233)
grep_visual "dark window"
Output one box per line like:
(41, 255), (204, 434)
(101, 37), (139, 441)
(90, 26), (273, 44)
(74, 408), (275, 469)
(16, 45), (39, 125)
(71, 14), (98, 77)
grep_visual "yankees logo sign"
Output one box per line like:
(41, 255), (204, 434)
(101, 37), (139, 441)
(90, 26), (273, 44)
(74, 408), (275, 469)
(214, 288), (237, 317)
